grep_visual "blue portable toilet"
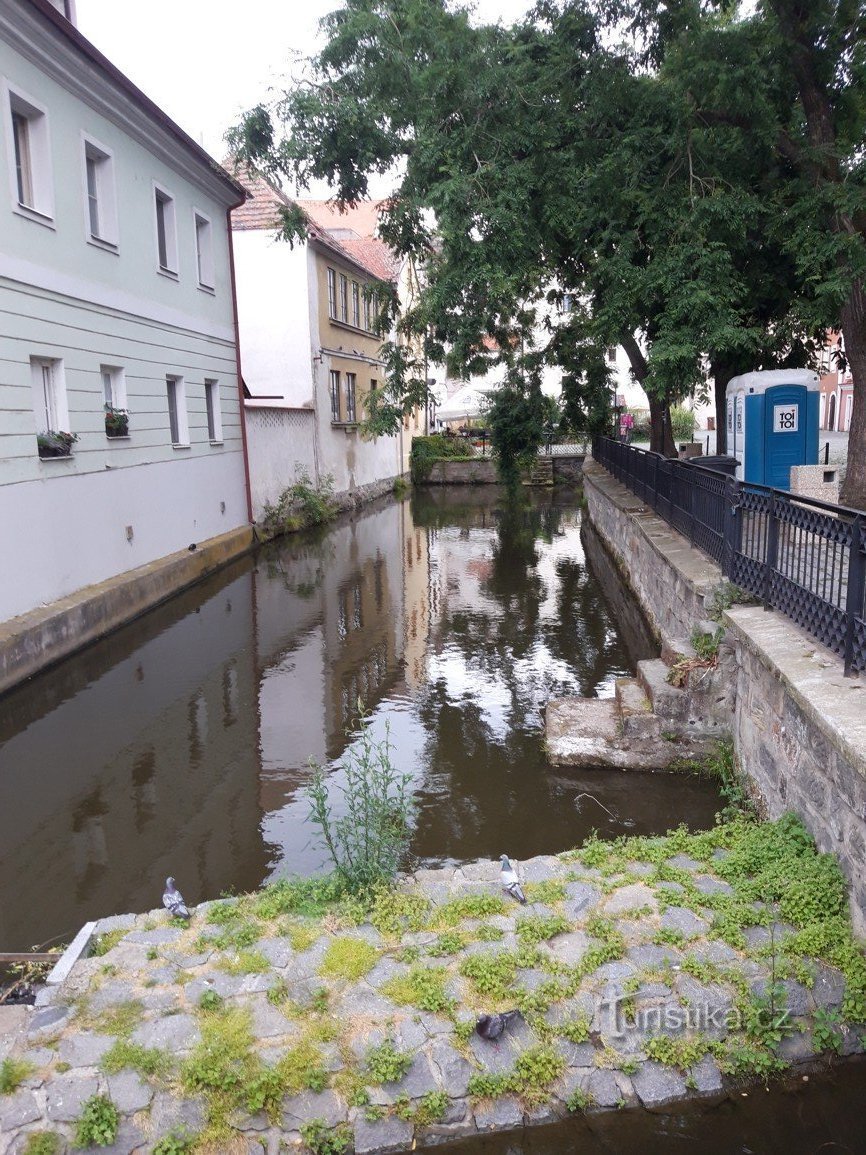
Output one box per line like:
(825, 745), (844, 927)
(725, 369), (820, 489)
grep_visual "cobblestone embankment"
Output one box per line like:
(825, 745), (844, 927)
(1, 821), (864, 1153)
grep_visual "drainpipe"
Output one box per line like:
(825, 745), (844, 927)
(226, 205), (254, 526)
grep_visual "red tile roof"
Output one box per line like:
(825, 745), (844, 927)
(229, 167), (396, 282)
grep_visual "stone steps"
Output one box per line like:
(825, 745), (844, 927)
(526, 457), (554, 487)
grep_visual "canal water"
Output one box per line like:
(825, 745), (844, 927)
(0, 487), (723, 953)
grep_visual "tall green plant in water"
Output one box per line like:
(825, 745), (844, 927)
(307, 714), (414, 891)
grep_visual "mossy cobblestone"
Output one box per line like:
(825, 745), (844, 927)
(1, 816), (865, 1152)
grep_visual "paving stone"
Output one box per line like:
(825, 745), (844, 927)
(554, 1066), (592, 1104)
(626, 862), (655, 877)
(0, 1089), (41, 1131)
(414, 883), (453, 907)
(460, 860), (501, 882)
(840, 1027), (866, 1057)
(474, 1095), (523, 1130)
(524, 1098), (565, 1124)
(46, 1073), (99, 1120)
(659, 907), (709, 939)
(693, 876), (734, 897)
(603, 883), (659, 917)
(346, 924), (385, 947)
(812, 965), (846, 1010)
(587, 1068), (622, 1107)
(139, 989), (179, 1015)
(468, 1017), (536, 1074)
(283, 1088), (346, 1127)
(627, 943), (683, 969)
(167, 950), (213, 969)
(338, 987), (401, 1020)
(185, 973), (247, 1002)
(742, 922), (796, 949)
(591, 960), (636, 985)
(354, 1114), (414, 1153)
(666, 854), (702, 872)
(131, 1011), (200, 1051)
(689, 1054), (724, 1094)
(94, 914), (137, 935)
(107, 1069), (154, 1113)
(563, 882), (601, 919)
(365, 958), (407, 988)
(27, 1005), (70, 1036)
(517, 968), (550, 992)
(395, 1017), (427, 1052)
(124, 928), (184, 946)
(689, 940), (740, 965)
(88, 981), (140, 1013)
(430, 1039), (473, 1097)
(390, 1053), (440, 1099)
(521, 856), (567, 882)
(239, 995), (297, 1039)
(150, 1090), (207, 1139)
(544, 931), (590, 967)
(778, 1028), (816, 1062)
(631, 1060), (688, 1107)
(747, 978), (810, 1018)
(554, 1039), (596, 1067)
(58, 1031), (113, 1068)
(417, 1012), (455, 1037)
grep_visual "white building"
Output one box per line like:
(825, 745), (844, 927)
(0, 0), (250, 628)
(231, 173), (404, 519)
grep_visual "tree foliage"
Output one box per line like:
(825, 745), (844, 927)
(231, 0), (866, 496)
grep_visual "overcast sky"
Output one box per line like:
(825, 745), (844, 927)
(76, 0), (532, 194)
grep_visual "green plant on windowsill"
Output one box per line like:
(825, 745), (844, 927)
(36, 430), (78, 458)
(104, 405), (129, 437)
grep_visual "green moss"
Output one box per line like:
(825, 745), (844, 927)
(285, 922), (321, 953)
(91, 1000), (144, 1039)
(100, 1041), (172, 1080)
(22, 1133), (61, 1155)
(381, 964), (454, 1014)
(0, 1057), (33, 1094)
(215, 948), (269, 975)
(318, 937), (380, 981)
(91, 929), (127, 957)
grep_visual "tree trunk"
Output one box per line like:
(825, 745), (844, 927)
(840, 280), (866, 509)
(620, 331), (676, 456)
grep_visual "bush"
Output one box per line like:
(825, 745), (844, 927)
(306, 713), (414, 891)
(260, 467), (337, 536)
(410, 435), (474, 482)
(671, 405), (696, 442)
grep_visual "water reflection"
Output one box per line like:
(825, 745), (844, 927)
(0, 487), (721, 951)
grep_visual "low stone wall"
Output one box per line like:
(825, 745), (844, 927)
(582, 456), (866, 935)
(0, 526), (255, 698)
(424, 459), (498, 485)
(552, 456), (586, 484)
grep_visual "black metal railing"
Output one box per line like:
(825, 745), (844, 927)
(592, 436), (866, 675)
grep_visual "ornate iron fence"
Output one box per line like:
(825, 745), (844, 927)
(592, 436), (866, 675)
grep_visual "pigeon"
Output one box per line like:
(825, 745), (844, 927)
(500, 855), (526, 904)
(476, 1010), (521, 1040)
(162, 877), (190, 920)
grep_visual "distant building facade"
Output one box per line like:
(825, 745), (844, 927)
(231, 173), (404, 519)
(0, 0), (250, 625)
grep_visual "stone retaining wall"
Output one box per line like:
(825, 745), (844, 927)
(424, 459), (498, 485)
(582, 456), (866, 936)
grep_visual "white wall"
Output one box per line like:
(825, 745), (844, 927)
(244, 404), (317, 520)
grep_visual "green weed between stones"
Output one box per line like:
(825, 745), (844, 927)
(559, 1012), (591, 1043)
(151, 1131), (197, 1154)
(23, 1133), (61, 1155)
(365, 1038), (411, 1084)
(413, 1089), (450, 1125)
(73, 1093), (119, 1148)
(516, 914), (570, 946)
(476, 923), (505, 942)
(524, 880), (567, 905)
(91, 929), (126, 957)
(566, 1087), (595, 1112)
(645, 1034), (713, 1071)
(467, 1045), (564, 1105)
(434, 894), (507, 928)
(0, 1056), (33, 1093)
(381, 963), (454, 1013)
(300, 1118), (353, 1155)
(91, 999), (144, 1039)
(429, 930), (468, 956)
(318, 937), (380, 981)
(216, 948), (269, 975)
(100, 1040), (172, 1080)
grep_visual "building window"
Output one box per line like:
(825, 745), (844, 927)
(363, 289), (371, 332)
(101, 365), (128, 436)
(327, 268), (337, 319)
(154, 185), (177, 273)
(194, 210), (214, 288)
(205, 378), (222, 441)
(166, 375), (188, 445)
(82, 137), (117, 246)
(345, 372), (357, 423)
(31, 357), (71, 454)
(352, 281), (360, 328)
(329, 370), (341, 422)
(339, 274), (348, 322)
(6, 85), (53, 220)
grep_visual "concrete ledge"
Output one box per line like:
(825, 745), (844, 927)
(0, 524), (255, 697)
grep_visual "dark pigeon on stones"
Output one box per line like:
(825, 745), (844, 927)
(500, 855), (526, 904)
(162, 877), (190, 920)
(476, 1009), (521, 1040)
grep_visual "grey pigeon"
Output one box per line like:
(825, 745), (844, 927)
(500, 855), (526, 904)
(476, 1009), (521, 1040)
(162, 877), (190, 920)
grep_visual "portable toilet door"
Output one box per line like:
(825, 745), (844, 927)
(764, 384), (808, 489)
(727, 369), (819, 489)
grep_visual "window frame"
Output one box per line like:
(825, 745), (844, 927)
(193, 208), (215, 290)
(81, 133), (118, 249)
(4, 81), (54, 225)
(329, 369), (341, 422)
(345, 372), (357, 423)
(30, 356), (69, 442)
(327, 268), (337, 319)
(205, 378), (222, 442)
(153, 182), (178, 276)
(339, 273), (348, 323)
(351, 281), (360, 328)
(166, 374), (189, 446)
